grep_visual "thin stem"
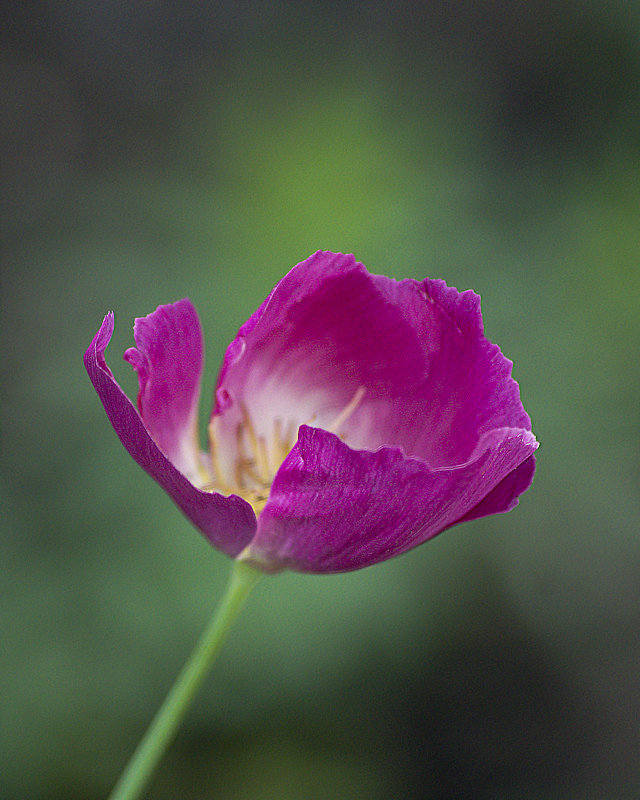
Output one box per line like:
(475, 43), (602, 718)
(107, 560), (263, 800)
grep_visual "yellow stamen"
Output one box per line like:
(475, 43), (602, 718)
(237, 404), (268, 483)
(204, 419), (234, 494)
(257, 436), (270, 484)
(327, 386), (366, 434)
(234, 423), (248, 488)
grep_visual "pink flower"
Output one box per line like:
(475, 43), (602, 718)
(85, 251), (538, 573)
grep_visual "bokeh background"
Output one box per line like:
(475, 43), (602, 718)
(2, 3), (639, 798)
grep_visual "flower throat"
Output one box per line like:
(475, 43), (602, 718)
(205, 387), (366, 514)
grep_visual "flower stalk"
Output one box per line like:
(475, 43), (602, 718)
(107, 560), (263, 800)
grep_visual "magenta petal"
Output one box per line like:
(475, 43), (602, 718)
(454, 454), (537, 524)
(123, 299), (203, 481)
(84, 313), (256, 558)
(367, 274), (533, 465)
(242, 425), (538, 574)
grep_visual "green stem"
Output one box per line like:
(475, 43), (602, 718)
(107, 560), (263, 800)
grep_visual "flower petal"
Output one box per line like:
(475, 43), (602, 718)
(241, 425), (538, 574)
(454, 454), (537, 523)
(366, 274), (533, 465)
(84, 313), (256, 558)
(123, 299), (203, 481)
(210, 251), (533, 475)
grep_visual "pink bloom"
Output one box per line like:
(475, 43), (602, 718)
(85, 251), (538, 573)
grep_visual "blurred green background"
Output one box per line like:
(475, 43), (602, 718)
(2, 3), (639, 798)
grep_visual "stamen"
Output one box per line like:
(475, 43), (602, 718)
(327, 386), (366, 434)
(246, 490), (269, 515)
(234, 422), (250, 488)
(196, 461), (213, 489)
(239, 404), (270, 485)
(257, 436), (270, 484)
(239, 456), (264, 485)
(271, 418), (296, 473)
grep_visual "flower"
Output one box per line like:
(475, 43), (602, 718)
(84, 251), (538, 574)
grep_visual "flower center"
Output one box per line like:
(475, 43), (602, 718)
(203, 386), (366, 515)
